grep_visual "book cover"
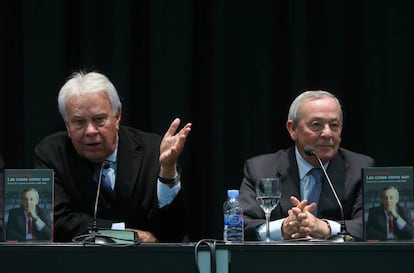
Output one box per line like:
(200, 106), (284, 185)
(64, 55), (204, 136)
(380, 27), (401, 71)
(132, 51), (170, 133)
(0, 156), (4, 241)
(363, 166), (414, 241)
(3, 169), (53, 242)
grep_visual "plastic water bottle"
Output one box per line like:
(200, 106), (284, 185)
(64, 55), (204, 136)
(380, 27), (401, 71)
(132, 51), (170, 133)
(223, 189), (244, 242)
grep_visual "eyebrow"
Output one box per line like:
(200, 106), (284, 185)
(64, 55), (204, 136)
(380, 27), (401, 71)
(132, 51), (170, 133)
(70, 112), (108, 119)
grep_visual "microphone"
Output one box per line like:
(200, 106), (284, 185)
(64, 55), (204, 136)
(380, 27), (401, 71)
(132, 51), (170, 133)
(91, 161), (111, 235)
(72, 161), (117, 244)
(72, 161), (139, 245)
(303, 146), (354, 242)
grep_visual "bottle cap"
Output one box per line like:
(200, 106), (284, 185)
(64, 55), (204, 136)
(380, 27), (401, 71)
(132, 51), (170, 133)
(227, 189), (239, 198)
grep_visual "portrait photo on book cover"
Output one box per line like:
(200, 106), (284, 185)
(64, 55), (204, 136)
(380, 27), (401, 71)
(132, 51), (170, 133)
(4, 186), (53, 242)
(363, 166), (414, 241)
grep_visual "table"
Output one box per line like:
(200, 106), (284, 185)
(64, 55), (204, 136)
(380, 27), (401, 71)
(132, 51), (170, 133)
(225, 241), (414, 273)
(0, 241), (413, 273)
(0, 242), (197, 273)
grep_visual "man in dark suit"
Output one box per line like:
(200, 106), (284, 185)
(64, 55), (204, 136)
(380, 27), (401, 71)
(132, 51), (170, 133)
(240, 90), (374, 241)
(6, 188), (52, 241)
(35, 71), (191, 242)
(366, 186), (414, 240)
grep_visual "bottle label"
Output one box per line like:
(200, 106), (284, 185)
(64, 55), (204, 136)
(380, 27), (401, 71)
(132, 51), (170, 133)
(224, 214), (243, 227)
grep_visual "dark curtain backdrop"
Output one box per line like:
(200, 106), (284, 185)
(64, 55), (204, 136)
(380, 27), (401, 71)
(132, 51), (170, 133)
(1, 0), (413, 241)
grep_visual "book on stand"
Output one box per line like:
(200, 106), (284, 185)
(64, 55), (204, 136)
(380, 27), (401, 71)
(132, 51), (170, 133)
(3, 169), (54, 242)
(362, 166), (414, 241)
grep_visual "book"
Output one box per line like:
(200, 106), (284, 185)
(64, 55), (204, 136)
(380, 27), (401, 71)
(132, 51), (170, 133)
(0, 162), (4, 241)
(3, 169), (54, 242)
(362, 166), (414, 241)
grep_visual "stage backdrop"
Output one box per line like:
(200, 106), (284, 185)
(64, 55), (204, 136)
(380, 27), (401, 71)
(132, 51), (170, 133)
(1, 0), (413, 241)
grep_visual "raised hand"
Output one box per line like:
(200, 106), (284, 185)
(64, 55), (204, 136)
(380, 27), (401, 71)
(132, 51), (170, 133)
(159, 118), (192, 178)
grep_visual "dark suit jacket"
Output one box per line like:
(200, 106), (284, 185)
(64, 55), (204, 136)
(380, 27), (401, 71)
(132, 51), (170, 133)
(6, 206), (52, 241)
(366, 205), (414, 240)
(34, 126), (187, 242)
(240, 146), (374, 241)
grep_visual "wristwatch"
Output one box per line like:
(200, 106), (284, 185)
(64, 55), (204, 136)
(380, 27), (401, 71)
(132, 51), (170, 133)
(158, 173), (181, 187)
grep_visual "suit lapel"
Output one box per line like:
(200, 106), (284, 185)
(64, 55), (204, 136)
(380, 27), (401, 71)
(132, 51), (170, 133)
(319, 153), (347, 213)
(278, 148), (301, 214)
(328, 154), (346, 200)
(115, 127), (143, 205)
(17, 209), (28, 235)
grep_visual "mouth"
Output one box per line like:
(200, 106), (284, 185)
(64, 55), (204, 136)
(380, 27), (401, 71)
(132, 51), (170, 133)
(85, 141), (101, 146)
(316, 145), (334, 151)
(84, 142), (102, 150)
(86, 143), (99, 146)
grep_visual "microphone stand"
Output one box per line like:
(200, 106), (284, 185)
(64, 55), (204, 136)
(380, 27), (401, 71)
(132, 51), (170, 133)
(90, 161), (109, 234)
(73, 161), (116, 244)
(305, 146), (355, 242)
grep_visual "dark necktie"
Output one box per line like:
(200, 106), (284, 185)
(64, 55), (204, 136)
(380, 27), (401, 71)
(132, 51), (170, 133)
(27, 215), (33, 234)
(388, 213), (394, 234)
(93, 165), (113, 193)
(308, 168), (323, 215)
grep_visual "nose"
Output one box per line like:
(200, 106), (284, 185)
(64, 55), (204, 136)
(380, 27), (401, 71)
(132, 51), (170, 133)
(320, 124), (333, 137)
(85, 121), (98, 135)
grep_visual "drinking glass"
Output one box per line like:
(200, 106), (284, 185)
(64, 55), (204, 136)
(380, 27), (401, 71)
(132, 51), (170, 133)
(255, 178), (281, 242)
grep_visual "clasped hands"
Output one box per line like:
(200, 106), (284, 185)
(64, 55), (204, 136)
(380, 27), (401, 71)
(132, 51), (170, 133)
(282, 196), (331, 240)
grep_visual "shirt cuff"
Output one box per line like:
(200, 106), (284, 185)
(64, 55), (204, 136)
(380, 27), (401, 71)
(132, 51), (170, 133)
(396, 217), (407, 229)
(326, 219), (340, 236)
(256, 218), (285, 241)
(34, 218), (46, 230)
(157, 180), (181, 208)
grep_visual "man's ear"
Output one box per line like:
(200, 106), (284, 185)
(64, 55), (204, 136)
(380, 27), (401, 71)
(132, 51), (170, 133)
(115, 109), (122, 129)
(64, 121), (71, 138)
(286, 120), (297, 141)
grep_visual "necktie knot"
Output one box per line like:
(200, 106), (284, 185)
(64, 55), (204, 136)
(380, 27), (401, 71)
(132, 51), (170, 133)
(93, 163), (114, 192)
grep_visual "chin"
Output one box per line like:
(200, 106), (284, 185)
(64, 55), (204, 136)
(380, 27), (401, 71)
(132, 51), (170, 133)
(317, 150), (336, 162)
(83, 153), (106, 163)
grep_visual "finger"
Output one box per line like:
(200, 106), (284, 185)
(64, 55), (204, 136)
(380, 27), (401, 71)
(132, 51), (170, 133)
(285, 220), (300, 239)
(290, 196), (300, 206)
(181, 122), (192, 132)
(173, 123), (192, 149)
(291, 229), (310, 239)
(296, 200), (308, 210)
(296, 211), (311, 222)
(164, 118), (181, 137)
(290, 196), (309, 210)
(304, 202), (316, 212)
(298, 226), (311, 234)
(291, 207), (303, 215)
(176, 123), (192, 143)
